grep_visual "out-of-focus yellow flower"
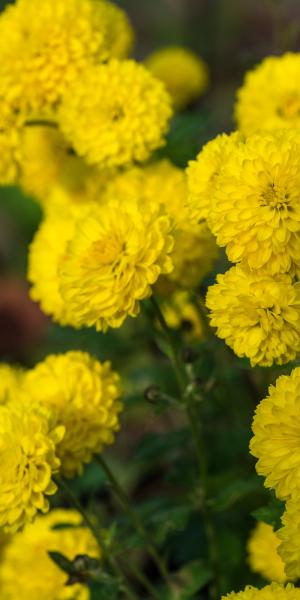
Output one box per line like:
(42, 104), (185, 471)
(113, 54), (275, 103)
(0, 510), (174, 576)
(0, 0), (134, 115)
(0, 402), (64, 532)
(59, 199), (174, 331)
(278, 499), (300, 580)
(145, 46), (209, 110)
(186, 132), (244, 224)
(103, 0), (135, 59)
(235, 53), (300, 135)
(59, 60), (173, 169)
(247, 522), (287, 583)
(0, 364), (23, 405)
(22, 351), (123, 477)
(0, 113), (22, 185)
(223, 584), (300, 600)
(208, 130), (300, 275)
(161, 291), (204, 341)
(250, 368), (300, 500)
(0, 508), (100, 600)
(206, 264), (300, 367)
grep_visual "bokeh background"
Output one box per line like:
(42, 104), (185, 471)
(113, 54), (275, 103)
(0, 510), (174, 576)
(0, 0), (298, 595)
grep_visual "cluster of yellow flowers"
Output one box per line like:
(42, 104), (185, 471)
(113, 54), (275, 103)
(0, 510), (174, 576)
(0, 352), (122, 532)
(184, 52), (300, 367)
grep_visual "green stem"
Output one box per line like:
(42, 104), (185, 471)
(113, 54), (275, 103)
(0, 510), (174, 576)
(25, 118), (58, 129)
(95, 454), (171, 589)
(55, 476), (138, 600)
(150, 297), (220, 600)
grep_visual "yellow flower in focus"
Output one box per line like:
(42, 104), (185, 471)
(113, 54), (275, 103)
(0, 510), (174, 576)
(22, 352), (122, 477)
(59, 60), (173, 168)
(250, 367), (300, 500)
(161, 291), (204, 341)
(0, 508), (100, 600)
(145, 46), (209, 110)
(209, 130), (300, 275)
(0, 402), (64, 532)
(186, 132), (244, 224)
(59, 200), (174, 331)
(0, 0), (133, 115)
(235, 53), (300, 135)
(278, 499), (300, 580)
(206, 264), (300, 367)
(247, 522), (287, 583)
(0, 364), (23, 405)
(223, 584), (300, 600)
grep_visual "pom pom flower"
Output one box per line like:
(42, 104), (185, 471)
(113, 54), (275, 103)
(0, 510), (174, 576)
(22, 351), (123, 478)
(186, 132), (244, 224)
(59, 59), (173, 169)
(278, 499), (300, 580)
(145, 46), (209, 110)
(0, 508), (100, 600)
(0, 402), (64, 532)
(235, 53), (300, 135)
(223, 584), (300, 600)
(208, 130), (300, 275)
(59, 200), (174, 331)
(247, 522), (287, 583)
(206, 264), (300, 367)
(250, 367), (300, 500)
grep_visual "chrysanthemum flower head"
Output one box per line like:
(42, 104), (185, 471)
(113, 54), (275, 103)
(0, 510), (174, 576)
(145, 46), (209, 110)
(0, 0), (133, 115)
(250, 367), (300, 499)
(59, 199), (174, 331)
(278, 499), (300, 580)
(185, 132), (244, 224)
(161, 291), (204, 341)
(0, 112), (22, 185)
(223, 583), (300, 600)
(247, 522), (287, 583)
(206, 264), (300, 367)
(209, 129), (300, 275)
(22, 351), (123, 477)
(235, 53), (300, 135)
(0, 401), (64, 532)
(0, 508), (100, 600)
(59, 59), (173, 169)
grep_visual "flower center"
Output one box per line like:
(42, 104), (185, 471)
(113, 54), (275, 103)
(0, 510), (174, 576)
(89, 237), (123, 266)
(277, 93), (300, 120)
(260, 183), (289, 210)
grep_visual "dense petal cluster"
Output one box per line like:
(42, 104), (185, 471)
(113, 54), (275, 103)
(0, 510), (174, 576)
(278, 500), (300, 580)
(186, 132), (244, 224)
(59, 200), (174, 331)
(247, 522), (287, 583)
(206, 265), (300, 367)
(250, 367), (300, 499)
(22, 352), (123, 477)
(208, 130), (300, 275)
(0, 401), (64, 532)
(223, 584), (300, 600)
(59, 60), (173, 168)
(0, 0), (133, 114)
(0, 115), (22, 185)
(0, 508), (100, 599)
(235, 53), (300, 135)
(145, 46), (209, 110)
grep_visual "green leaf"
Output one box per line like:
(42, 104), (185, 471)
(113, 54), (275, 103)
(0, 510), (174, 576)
(150, 504), (193, 544)
(160, 561), (212, 600)
(48, 551), (74, 575)
(208, 476), (261, 512)
(251, 494), (285, 529)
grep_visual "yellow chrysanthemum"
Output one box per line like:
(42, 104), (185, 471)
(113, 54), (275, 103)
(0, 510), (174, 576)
(145, 46), (209, 110)
(0, 402), (64, 532)
(235, 53), (300, 135)
(0, 113), (22, 185)
(102, 160), (218, 290)
(0, 364), (23, 405)
(206, 264), (300, 367)
(278, 499), (300, 580)
(223, 584), (300, 600)
(0, 508), (100, 600)
(209, 130), (300, 275)
(185, 132), (244, 224)
(161, 291), (204, 341)
(59, 59), (173, 169)
(250, 367), (300, 499)
(22, 352), (122, 477)
(247, 522), (287, 583)
(0, 0), (133, 115)
(59, 200), (174, 331)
